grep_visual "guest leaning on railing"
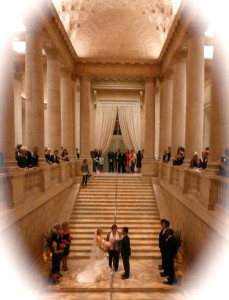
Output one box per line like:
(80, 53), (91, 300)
(219, 147), (229, 178)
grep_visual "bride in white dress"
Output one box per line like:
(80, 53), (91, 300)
(76, 228), (111, 283)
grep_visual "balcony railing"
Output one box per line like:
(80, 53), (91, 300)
(159, 163), (229, 210)
(0, 160), (83, 208)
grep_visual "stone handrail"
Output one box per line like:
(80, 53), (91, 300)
(0, 173), (12, 208)
(159, 163), (228, 210)
(212, 175), (229, 210)
(1, 160), (83, 208)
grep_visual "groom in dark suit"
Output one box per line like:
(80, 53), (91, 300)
(121, 227), (131, 279)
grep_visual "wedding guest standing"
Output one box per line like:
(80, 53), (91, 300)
(163, 228), (178, 285)
(51, 223), (64, 285)
(61, 221), (72, 271)
(121, 227), (131, 280)
(81, 159), (90, 188)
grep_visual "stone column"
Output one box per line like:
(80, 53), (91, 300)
(142, 78), (158, 177)
(185, 30), (205, 159)
(14, 71), (23, 145)
(144, 78), (155, 158)
(80, 75), (91, 158)
(25, 24), (44, 156)
(209, 32), (229, 162)
(46, 49), (61, 151)
(159, 69), (173, 158)
(61, 68), (75, 156)
(171, 51), (186, 158)
(71, 74), (76, 155)
(75, 79), (81, 152)
(0, 36), (15, 165)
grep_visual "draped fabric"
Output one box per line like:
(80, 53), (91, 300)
(94, 104), (141, 153)
(118, 106), (141, 152)
(94, 105), (117, 153)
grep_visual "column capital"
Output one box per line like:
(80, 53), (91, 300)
(61, 67), (72, 77)
(172, 47), (187, 64)
(44, 46), (60, 60)
(144, 76), (157, 84)
(188, 21), (207, 39)
(161, 67), (173, 81)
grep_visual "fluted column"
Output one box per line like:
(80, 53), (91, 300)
(46, 49), (61, 151)
(0, 36), (15, 164)
(159, 69), (173, 158)
(61, 68), (75, 156)
(185, 31), (205, 159)
(144, 78), (155, 158)
(14, 71), (23, 145)
(209, 32), (229, 162)
(25, 24), (44, 155)
(171, 51), (186, 158)
(80, 75), (91, 158)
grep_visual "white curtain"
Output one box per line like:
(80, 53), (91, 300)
(94, 105), (117, 153)
(118, 106), (141, 152)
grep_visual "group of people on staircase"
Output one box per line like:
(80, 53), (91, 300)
(76, 224), (131, 283)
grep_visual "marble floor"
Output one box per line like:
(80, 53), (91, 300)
(35, 254), (197, 300)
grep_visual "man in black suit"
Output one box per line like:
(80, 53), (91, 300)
(121, 227), (131, 280)
(163, 228), (178, 285)
(108, 150), (115, 172)
(50, 149), (60, 164)
(16, 146), (30, 168)
(160, 219), (170, 277)
(29, 146), (39, 167)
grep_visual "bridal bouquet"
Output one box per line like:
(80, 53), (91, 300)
(102, 240), (110, 251)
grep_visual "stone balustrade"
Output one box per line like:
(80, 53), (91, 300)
(159, 162), (229, 210)
(0, 160), (83, 209)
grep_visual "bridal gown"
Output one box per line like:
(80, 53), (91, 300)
(76, 239), (111, 283)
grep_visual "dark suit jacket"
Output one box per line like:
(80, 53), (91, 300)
(108, 151), (114, 162)
(50, 155), (60, 164)
(29, 153), (39, 167)
(17, 155), (30, 168)
(121, 235), (131, 257)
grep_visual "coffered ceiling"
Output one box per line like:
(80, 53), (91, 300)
(52, 0), (181, 62)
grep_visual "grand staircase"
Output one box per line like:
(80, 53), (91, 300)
(40, 174), (187, 299)
(69, 174), (161, 261)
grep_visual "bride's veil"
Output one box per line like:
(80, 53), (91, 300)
(76, 229), (98, 283)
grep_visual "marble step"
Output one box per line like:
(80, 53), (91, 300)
(69, 222), (161, 228)
(68, 253), (161, 259)
(70, 244), (160, 252)
(69, 233), (160, 240)
(69, 219), (160, 225)
(71, 240), (159, 246)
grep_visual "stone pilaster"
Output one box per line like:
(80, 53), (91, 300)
(171, 50), (186, 158)
(209, 32), (229, 163)
(14, 71), (23, 145)
(25, 24), (44, 156)
(0, 36), (15, 165)
(80, 75), (91, 158)
(46, 49), (61, 151)
(159, 69), (173, 158)
(61, 68), (75, 156)
(185, 31), (205, 159)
